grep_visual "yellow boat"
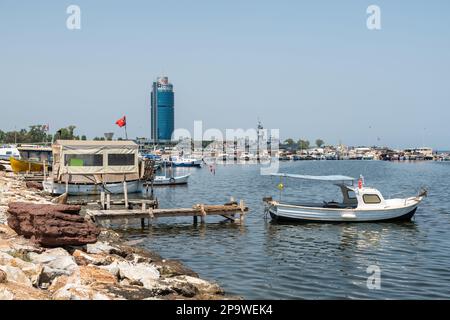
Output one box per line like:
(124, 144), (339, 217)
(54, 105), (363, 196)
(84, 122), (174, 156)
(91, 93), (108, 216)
(9, 157), (44, 173)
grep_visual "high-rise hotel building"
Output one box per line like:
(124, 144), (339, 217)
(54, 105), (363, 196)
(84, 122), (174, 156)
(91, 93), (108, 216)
(151, 76), (174, 142)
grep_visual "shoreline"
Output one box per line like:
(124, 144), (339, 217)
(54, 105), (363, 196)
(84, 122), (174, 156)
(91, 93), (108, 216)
(0, 171), (236, 300)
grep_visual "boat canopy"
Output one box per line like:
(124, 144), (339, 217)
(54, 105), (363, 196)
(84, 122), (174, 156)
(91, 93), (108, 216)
(52, 140), (139, 177)
(270, 173), (355, 185)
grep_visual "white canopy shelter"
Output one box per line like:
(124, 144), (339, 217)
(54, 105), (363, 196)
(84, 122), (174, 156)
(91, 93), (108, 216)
(270, 173), (355, 185)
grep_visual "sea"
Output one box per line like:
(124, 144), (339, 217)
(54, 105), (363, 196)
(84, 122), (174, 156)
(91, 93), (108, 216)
(116, 160), (450, 299)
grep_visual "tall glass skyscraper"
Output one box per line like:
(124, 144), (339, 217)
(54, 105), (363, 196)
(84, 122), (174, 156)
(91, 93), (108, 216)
(151, 76), (174, 141)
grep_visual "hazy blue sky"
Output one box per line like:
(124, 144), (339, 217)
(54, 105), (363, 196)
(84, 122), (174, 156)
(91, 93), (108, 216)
(1, 1), (449, 149)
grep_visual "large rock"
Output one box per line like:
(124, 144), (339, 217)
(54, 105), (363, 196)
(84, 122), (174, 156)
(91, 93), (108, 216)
(0, 251), (43, 286)
(28, 248), (79, 284)
(0, 282), (50, 300)
(72, 249), (114, 266)
(163, 275), (224, 296)
(6, 202), (100, 247)
(117, 261), (160, 288)
(86, 241), (117, 255)
(50, 266), (118, 300)
(25, 181), (43, 190)
(0, 265), (32, 287)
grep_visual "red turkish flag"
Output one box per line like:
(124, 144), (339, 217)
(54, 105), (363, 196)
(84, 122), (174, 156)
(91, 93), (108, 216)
(115, 116), (126, 128)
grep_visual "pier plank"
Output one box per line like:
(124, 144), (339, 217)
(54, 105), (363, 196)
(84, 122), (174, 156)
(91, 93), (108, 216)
(86, 203), (248, 224)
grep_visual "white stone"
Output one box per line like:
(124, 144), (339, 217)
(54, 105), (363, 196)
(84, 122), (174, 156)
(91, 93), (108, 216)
(28, 250), (78, 282)
(86, 242), (115, 255)
(117, 261), (160, 286)
(0, 265), (32, 287)
(98, 261), (120, 277)
(0, 287), (15, 300)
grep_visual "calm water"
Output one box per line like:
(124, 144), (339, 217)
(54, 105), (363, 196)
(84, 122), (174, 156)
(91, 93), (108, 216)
(118, 161), (450, 299)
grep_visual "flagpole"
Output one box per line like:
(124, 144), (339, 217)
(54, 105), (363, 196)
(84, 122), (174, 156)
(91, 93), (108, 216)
(124, 124), (128, 140)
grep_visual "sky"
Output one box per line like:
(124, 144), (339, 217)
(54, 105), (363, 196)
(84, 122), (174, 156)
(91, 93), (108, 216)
(0, 0), (449, 149)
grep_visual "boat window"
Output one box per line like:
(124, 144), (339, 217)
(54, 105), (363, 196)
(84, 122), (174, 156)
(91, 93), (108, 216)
(6, 151), (11, 155)
(65, 154), (103, 167)
(347, 190), (356, 199)
(363, 194), (381, 204)
(108, 154), (135, 166)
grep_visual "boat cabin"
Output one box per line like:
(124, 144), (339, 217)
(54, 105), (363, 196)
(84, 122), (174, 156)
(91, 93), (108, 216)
(335, 185), (386, 209)
(17, 145), (52, 163)
(51, 140), (143, 184)
(271, 173), (388, 210)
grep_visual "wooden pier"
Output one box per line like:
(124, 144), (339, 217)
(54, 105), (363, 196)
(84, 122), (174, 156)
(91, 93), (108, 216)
(86, 201), (249, 227)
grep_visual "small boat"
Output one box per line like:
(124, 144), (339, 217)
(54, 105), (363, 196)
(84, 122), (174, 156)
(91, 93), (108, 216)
(152, 174), (190, 185)
(169, 156), (202, 167)
(0, 146), (20, 161)
(43, 179), (143, 196)
(264, 174), (426, 223)
(9, 157), (45, 173)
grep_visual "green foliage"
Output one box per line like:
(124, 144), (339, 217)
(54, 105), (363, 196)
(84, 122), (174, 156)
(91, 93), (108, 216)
(0, 125), (52, 144)
(54, 125), (79, 140)
(315, 139), (325, 148)
(298, 139), (310, 150)
(284, 138), (295, 146)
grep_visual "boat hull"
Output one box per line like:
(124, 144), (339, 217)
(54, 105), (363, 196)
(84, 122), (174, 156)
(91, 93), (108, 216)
(268, 202), (420, 223)
(43, 180), (143, 196)
(10, 157), (44, 173)
(172, 162), (202, 167)
(152, 174), (190, 185)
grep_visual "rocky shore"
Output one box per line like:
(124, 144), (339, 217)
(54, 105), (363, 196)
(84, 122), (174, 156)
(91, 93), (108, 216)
(0, 171), (234, 300)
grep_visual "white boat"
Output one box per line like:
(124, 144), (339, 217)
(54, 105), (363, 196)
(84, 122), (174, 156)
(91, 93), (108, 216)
(169, 156), (202, 167)
(43, 140), (154, 195)
(265, 174), (426, 223)
(0, 146), (20, 161)
(43, 179), (143, 196)
(152, 174), (190, 185)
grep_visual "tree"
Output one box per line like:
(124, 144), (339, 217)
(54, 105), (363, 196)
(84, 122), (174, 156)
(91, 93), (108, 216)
(27, 125), (47, 143)
(54, 125), (78, 140)
(284, 138), (295, 146)
(298, 139), (310, 150)
(81, 135), (87, 141)
(315, 139), (325, 148)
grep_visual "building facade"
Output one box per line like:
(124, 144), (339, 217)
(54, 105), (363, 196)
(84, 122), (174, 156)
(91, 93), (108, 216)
(151, 76), (175, 141)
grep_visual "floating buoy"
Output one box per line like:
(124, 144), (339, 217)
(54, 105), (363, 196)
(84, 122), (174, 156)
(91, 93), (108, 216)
(277, 183), (284, 190)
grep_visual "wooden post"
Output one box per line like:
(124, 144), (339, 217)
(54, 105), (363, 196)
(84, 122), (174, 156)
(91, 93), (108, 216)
(106, 193), (111, 210)
(100, 191), (105, 209)
(65, 175), (69, 194)
(123, 181), (128, 208)
(43, 160), (47, 179)
(141, 202), (147, 228)
(200, 204), (206, 224)
(239, 199), (245, 222)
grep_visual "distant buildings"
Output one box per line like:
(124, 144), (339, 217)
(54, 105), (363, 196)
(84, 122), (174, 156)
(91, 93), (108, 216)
(151, 76), (174, 142)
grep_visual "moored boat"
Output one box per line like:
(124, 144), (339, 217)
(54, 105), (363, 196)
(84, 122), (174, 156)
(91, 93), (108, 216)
(43, 140), (154, 195)
(264, 174), (426, 223)
(169, 156), (202, 167)
(152, 174), (190, 185)
(9, 157), (45, 173)
(0, 146), (20, 161)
